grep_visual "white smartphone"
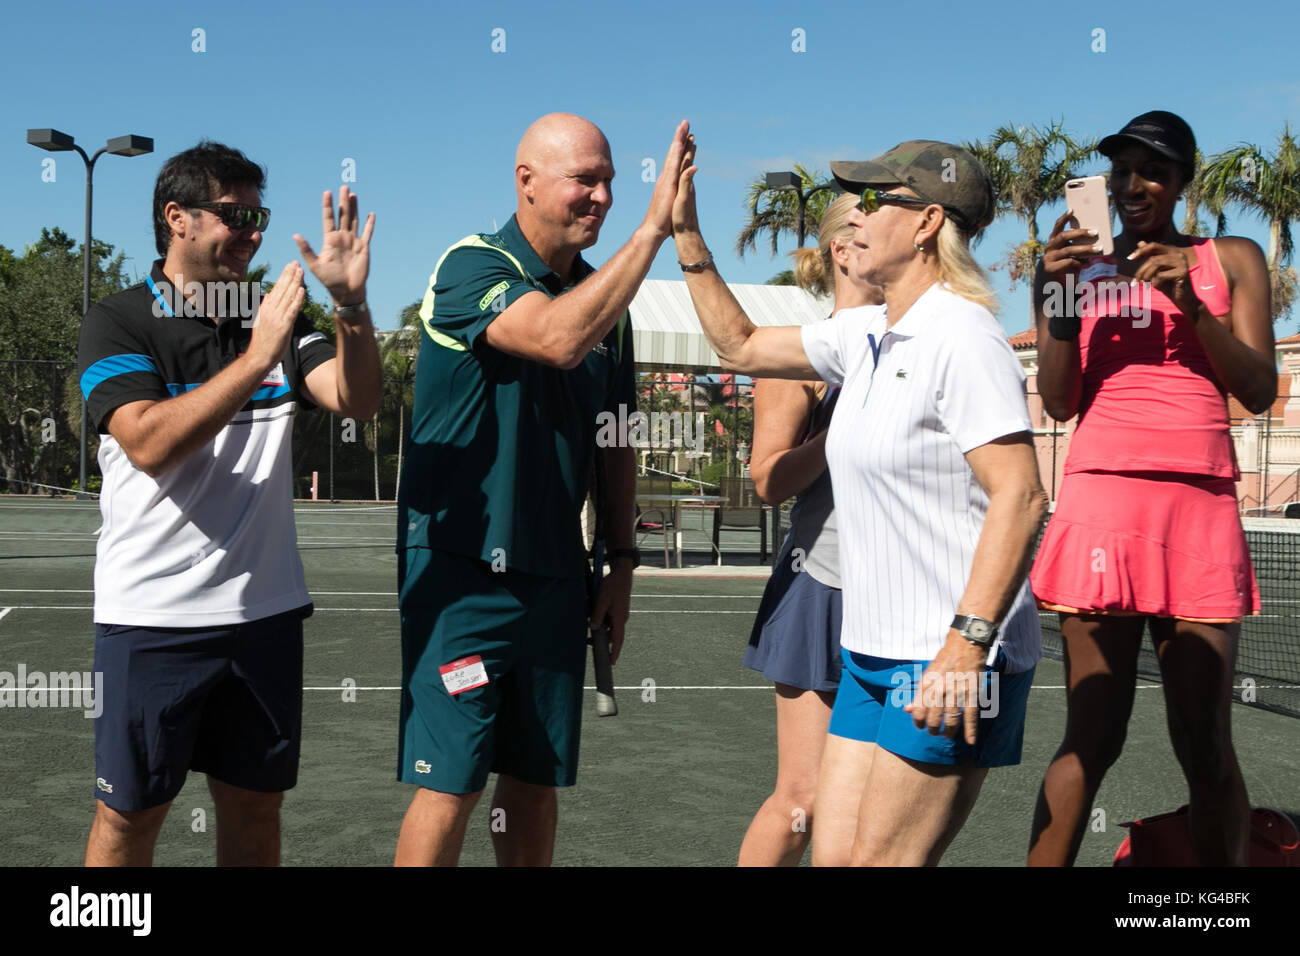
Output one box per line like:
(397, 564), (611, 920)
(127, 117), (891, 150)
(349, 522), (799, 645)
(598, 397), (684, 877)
(1065, 176), (1115, 257)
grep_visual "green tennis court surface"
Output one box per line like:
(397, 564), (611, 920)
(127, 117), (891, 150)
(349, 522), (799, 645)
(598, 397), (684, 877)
(2, 498), (1297, 866)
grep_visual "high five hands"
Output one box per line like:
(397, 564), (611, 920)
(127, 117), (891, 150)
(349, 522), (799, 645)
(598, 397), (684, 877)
(643, 121), (695, 243)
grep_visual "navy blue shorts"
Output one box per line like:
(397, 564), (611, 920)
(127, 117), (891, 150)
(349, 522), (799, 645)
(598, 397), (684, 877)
(743, 555), (842, 693)
(91, 607), (307, 811)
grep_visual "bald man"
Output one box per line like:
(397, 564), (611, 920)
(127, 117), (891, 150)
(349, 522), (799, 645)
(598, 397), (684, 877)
(393, 115), (691, 866)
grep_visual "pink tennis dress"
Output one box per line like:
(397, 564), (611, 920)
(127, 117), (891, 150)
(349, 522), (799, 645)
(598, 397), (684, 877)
(1030, 238), (1261, 620)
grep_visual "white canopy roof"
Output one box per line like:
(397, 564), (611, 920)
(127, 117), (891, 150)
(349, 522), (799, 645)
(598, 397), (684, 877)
(629, 279), (830, 372)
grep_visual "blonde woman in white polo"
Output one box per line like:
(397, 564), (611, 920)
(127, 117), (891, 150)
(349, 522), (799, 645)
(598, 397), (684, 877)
(671, 137), (1048, 866)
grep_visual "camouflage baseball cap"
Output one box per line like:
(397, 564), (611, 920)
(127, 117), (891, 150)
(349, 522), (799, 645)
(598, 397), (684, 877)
(830, 140), (995, 234)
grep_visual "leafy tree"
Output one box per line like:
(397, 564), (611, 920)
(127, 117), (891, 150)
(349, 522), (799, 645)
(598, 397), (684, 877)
(0, 229), (129, 493)
(0, 228), (129, 362)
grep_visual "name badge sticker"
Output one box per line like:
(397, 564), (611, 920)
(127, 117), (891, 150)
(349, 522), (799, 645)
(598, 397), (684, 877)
(262, 362), (286, 387)
(1079, 258), (1118, 284)
(439, 655), (489, 696)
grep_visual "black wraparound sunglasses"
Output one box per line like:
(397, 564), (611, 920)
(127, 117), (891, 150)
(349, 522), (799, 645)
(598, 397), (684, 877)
(859, 187), (965, 227)
(192, 202), (271, 232)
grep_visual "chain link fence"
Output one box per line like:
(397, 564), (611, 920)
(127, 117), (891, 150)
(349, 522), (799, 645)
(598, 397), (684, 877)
(3, 361), (1295, 517)
(0, 360), (84, 495)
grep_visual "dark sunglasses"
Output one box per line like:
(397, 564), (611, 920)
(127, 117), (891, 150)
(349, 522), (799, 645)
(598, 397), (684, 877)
(192, 202), (271, 232)
(858, 187), (941, 215)
(859, 187), (974, 231)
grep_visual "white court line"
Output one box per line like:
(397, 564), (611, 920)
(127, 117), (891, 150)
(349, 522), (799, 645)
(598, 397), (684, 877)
(293, 522), (397, 528)
(0, 608), (11, 623)
(5, 605), (1296, 621)
(282, 540), (396, 546)
(13, 589), (1300, 609)
(0, 503), (399, 513)
(299, 683), (1296, 692)
(303, 685), (770, 691)
(0, 606), (754, 614)
(0, 504), (101, 511)
(293, 506), (396, 514)
(0, 532), (94, 539)
(0, 588), (761, 599)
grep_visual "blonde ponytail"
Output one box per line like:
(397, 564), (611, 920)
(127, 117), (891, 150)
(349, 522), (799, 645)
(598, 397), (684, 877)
(790, 193), (859, 297)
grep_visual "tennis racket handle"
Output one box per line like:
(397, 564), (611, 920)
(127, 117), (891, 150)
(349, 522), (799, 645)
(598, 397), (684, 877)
(591, 625), (618, 717)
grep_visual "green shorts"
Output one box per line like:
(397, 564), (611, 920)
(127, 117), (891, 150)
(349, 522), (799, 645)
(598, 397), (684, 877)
(397, 547), (588, 793)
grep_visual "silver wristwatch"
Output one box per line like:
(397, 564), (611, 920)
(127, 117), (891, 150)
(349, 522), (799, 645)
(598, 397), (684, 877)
(951, 614), (998, 647)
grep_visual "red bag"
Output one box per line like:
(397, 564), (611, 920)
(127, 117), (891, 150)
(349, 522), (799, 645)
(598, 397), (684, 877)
(1114, 805), (1300, 866)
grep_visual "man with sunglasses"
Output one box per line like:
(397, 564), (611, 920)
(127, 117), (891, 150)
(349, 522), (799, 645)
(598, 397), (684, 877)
(77, 140), (381, 866)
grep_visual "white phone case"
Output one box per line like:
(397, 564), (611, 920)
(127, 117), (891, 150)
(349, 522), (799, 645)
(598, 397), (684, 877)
(1065, 176), (1115, 257)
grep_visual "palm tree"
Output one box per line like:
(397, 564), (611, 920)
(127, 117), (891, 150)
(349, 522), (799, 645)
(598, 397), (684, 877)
(734, 164), (834, 259)
(382, 302), (422, 499)
(967, 122), (1097, 296)
(1180, 149), (1226, 237)
(1200, 126), (1300, 321)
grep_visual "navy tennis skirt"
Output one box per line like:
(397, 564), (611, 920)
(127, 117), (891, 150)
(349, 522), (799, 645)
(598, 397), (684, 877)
(742, 551), (842, 692)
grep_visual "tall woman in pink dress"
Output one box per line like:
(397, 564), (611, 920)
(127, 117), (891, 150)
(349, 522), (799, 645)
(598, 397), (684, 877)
(1028, 111), (1277, 866)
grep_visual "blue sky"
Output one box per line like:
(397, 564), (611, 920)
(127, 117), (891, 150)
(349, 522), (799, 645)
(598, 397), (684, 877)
(4, 0), (1299, 338)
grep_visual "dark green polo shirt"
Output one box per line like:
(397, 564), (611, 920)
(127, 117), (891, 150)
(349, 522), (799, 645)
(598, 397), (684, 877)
(397, 215), (635, 579)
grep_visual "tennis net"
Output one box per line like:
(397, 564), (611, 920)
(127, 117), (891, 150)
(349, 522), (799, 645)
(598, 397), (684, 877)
(1036, 519), (1300, 720)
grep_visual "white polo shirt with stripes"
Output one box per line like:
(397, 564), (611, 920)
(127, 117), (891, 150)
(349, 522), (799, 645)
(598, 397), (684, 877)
(801, 284), (1040, 673)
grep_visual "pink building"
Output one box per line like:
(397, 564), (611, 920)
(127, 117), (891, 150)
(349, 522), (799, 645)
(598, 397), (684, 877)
(1012, 329), (1300, 514)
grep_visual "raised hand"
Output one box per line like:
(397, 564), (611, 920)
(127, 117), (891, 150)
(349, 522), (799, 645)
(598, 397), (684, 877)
(294, 186), (375, 308)
(642, 121), (692, 242)
(671, 134), (700, 238)
(247, 261), (306, 372)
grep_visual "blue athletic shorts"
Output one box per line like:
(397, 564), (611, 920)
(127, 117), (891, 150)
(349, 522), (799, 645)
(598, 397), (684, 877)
(827, 648), (1034, 768)
(92, 607), (307, 811)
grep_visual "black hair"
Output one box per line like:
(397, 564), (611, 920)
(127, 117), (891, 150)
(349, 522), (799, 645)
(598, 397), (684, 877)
(152, 141), (266, 256)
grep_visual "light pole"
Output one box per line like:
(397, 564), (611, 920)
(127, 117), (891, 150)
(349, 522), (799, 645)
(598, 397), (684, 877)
(757, 171), (836, 248)
(27, 129), (153, 498)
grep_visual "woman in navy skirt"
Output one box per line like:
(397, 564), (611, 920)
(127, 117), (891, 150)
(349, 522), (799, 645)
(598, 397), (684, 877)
(738, 193), (884, 865)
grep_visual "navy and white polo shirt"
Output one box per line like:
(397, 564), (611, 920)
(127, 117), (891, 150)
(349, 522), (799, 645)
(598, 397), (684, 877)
(76, 259), (336, 626)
